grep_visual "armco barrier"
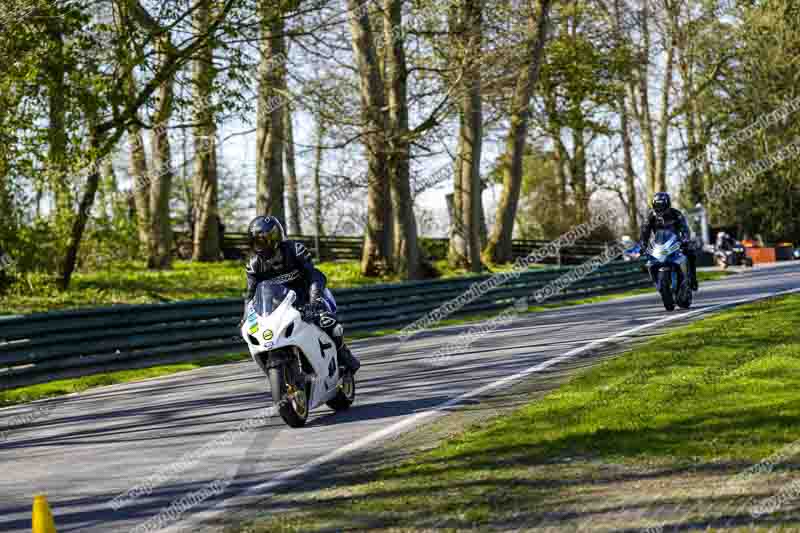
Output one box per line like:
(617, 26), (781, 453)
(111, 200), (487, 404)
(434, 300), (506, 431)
(0, 261), (649, 390)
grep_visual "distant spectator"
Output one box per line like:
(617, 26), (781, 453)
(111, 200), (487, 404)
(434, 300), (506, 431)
(716, 231), (735, 252)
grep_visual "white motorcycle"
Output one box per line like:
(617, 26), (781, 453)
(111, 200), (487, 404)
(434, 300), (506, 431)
(241, 281), (356, 428)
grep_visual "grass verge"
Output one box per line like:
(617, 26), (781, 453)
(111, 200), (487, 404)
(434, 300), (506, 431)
(229, 292), (800, 532)
(0, 353), (248, 407)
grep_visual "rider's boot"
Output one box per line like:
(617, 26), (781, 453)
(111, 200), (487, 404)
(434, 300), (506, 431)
(323, 317), (361, 374)
(332, 326), (360, 373)
(688, 251), (699, 291)
(337, 343), (361, 374)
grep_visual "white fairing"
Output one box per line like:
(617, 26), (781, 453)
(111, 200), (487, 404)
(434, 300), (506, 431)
(648, 235), (681, 263)
(241, 289), (341, 411)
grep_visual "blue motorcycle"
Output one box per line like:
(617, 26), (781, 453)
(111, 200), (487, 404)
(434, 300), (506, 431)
(626, 229), (692, 311)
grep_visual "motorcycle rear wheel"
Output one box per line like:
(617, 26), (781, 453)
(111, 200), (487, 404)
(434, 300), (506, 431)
(677, 274), (693, 309)
(658, 270), (675, 311)
(327, 371), (356, 411)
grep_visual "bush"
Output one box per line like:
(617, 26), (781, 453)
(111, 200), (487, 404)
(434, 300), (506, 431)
(419, 237), (448, 260)
(78, 210), (140, 272)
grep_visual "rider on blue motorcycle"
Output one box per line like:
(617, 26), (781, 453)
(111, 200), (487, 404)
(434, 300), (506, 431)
(242, 215), (361, 374)
(639, 192), (699, 291)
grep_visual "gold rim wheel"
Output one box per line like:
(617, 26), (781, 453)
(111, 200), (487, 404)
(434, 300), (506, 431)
(292, 387), (308, 417)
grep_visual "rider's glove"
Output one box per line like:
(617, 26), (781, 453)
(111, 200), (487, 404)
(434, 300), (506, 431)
(309, 283), (322, 300)
(302, 301), (323, 322)
(310, 298), (326, 315)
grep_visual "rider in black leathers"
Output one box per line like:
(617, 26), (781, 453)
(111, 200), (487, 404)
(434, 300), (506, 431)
(242, 215), (360, 374)
(639, 192), (699, 291)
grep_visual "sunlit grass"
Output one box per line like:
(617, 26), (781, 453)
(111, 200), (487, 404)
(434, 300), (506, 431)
(230, 293), (800, 532)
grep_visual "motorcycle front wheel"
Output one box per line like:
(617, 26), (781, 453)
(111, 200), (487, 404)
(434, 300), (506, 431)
(658, 270), (675, 311)
(268, 365), (309, 428)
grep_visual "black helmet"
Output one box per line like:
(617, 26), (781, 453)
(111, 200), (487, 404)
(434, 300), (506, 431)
(248, 216), (285, 258)
(652, 192), (671, 215)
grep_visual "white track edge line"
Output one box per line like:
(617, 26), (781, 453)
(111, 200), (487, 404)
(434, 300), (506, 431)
(162, 285), (800, 532)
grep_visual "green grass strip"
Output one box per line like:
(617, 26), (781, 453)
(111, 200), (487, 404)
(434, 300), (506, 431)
(231, 292), (800, 532)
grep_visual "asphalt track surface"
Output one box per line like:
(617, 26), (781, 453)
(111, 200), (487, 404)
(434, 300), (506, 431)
(1, 262), (798, 533)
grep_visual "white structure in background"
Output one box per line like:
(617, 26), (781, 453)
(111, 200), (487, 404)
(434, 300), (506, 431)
(686, 204), (710, 248)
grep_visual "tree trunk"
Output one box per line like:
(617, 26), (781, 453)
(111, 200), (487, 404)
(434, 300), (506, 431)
(448, 134), (468, 266)
(192, 0), (220, 262)
(453, 0), (483, 273)
(619, 92), (639, 236)
(571, 127), (589, 222)
(129, 122), (152, 254)
(544, 90), (568, 227)
(60, 166), (100, 289)
(346, 0), (393, 275)
(554, 138), (570, 229)
(701, 127), (713, 199)
(684, 84), (703, 204)
(284, 104), (302, 235)
(613, 0), (638, 236)
(383, 0), (421, 279)
(99, 157), (117, 219)
(46, 18), (70, 224)
(313, 116), (325, 238)
(655, 38), (674, 194)
(0, 127), (12, 235)
(631, 0), (657, 199)
(671, 5), (703, 206)
(478, 185), (488, 249)
(484, 0), (551, 263)
(256, 4), (286, 222)
(60, 95), (102, 289)
(148, 35), (176, 270)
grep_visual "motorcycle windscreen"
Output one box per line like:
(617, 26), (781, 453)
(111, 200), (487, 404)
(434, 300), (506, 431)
(652, 229), (678, 246)
(252, 282), (291, 317)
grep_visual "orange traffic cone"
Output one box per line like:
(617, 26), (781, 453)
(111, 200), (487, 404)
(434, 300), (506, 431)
(32, 494), (57, 533)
